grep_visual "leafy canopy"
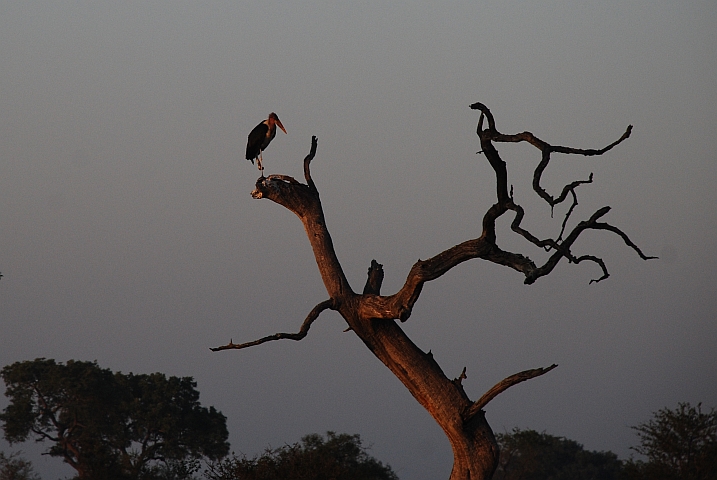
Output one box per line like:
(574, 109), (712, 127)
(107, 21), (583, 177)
(205, 431), (398, 480)
(0, 359), (229, 480)
(493, 428), (622, 480)
(624, 402), (717, 480)
(0, 451), (40, 480)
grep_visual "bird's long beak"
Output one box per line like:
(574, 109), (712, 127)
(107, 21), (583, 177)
(276, 118), (287, 134)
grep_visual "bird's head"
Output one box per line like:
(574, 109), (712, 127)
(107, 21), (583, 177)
(269, 112), (287, 134)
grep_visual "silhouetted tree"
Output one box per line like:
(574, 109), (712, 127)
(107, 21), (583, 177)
(205, 432), (397, 480)
(0, 451), (40, 480)
(1, 359), (229, 480)
(493, 428), (622, 480)
(213, 103), (653, 480)
(623, 403), (717, 480)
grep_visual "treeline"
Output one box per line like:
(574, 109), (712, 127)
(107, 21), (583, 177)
(1, 359), (715, 480)
(494, 403), (717, 480)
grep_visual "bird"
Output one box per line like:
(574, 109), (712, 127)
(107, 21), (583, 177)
(245, 112), (287, 174)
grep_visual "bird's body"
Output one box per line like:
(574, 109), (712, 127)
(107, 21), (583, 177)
(246, 112), (286, 173)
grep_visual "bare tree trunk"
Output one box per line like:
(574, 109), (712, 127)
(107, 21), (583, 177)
(214, 104), (653, 480)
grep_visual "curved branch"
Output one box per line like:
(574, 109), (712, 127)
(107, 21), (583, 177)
(590, 221), (658, 262)
(557, 188), (580, 242)
(551, 125), (633, 156)
(508, 202), (561, 252)
(356, 234), (546, 322)
(357, 237), (497, 321)
(250, 138), (353, 299)
(574, 254), (610, 284)
(530, 126), (631, 209)
(210, 299), (336, 351)
(303, 136), (318, 191)
(464, 364), (558, 422)
(471, 101), (632, 211)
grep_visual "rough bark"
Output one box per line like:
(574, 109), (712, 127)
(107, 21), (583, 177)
(214, 106), (654, 480)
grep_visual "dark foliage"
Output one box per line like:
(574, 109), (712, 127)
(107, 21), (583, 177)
(205, 431), (398, 480)
(0, 359), (229, 480)
(493, 428), (622, 480)
(0, 451), (40, 480)
(623, 402), (717, 480)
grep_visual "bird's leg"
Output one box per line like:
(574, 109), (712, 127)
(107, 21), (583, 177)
(258, 150), (264, 176)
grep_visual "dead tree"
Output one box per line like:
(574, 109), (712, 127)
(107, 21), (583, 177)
(212, 103), (654, 480)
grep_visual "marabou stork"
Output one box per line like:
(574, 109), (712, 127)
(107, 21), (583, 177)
(245, 112), (287, 174)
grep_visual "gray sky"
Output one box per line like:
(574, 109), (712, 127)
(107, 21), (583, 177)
(1, 2), (715, 479)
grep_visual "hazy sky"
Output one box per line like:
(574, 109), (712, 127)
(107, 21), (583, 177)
(1, 2), (716, 479)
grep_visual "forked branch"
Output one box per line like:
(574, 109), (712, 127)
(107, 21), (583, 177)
(470, 102), (632, 207)
(470, 102), (653, 285)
